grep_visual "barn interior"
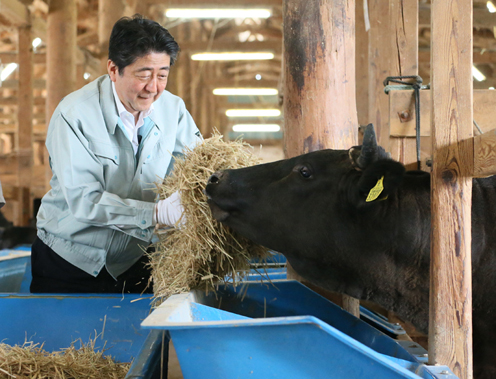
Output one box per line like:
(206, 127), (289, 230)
(0, 0), (489, 378)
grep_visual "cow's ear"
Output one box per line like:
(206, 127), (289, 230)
(356, 159), (405, 204)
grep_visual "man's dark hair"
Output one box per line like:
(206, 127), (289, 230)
(109, 14), (180, 73)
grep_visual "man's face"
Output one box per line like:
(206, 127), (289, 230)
(108, 52), (171, 117)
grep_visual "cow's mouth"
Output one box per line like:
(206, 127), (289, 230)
(206, 199), (230, 222)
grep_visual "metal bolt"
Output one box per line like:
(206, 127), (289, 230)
(398, 110), (412, 122)
(440, 370), (450, 375)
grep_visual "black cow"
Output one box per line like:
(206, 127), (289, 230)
(205, 124), (496, 379)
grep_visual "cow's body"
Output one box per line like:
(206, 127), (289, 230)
(205, 125), (496, 378)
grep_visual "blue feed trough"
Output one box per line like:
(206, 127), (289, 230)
(0, 292), (154, 363)
(0, 247), (460, 378)
(140, 280), (458, 379)
(0, 246), (31, 292)
(0, 246), (154, 363)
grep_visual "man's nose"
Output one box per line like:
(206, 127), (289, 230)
(145, 77), (158, 93)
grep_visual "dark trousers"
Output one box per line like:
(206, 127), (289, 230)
(30, 237), (154, 294)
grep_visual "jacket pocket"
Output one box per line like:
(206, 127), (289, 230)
(89, 141), (119, 165)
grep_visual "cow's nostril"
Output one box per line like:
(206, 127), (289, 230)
(208, 171), (224, 184)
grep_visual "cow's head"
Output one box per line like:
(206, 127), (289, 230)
(205, 124), (405, 255)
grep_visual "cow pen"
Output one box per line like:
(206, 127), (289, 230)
(283, 0), (493, 378)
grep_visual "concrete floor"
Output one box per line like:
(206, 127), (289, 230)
(168, 341), (184, 379)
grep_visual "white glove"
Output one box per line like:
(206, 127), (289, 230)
(154, 191), (185, 227)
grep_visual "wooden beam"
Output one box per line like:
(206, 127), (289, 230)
(0, 52), (46, 64)
(1, 79), (46, 89)
(0, 97), (45, 106)
(226, 61), (281, 74)
(0, 50), (99, 75)
(420, 5), (495, 29)
(204, 79), (278, 88)
(474, 128), (496, 177)
(152, 0), (282, 6)
(180, 40), (281, 53)
(0, 0), (46, 39)
(0, 124), (46, 134)
(218, 106), (281, 113)
(77, 31), (98, 46)
(429, 0), (473, 377)
(389, 89), (496, 137)
(0, 114), (46, 121)
(419, 49), (496, 64)
(0, 0), (29, 26)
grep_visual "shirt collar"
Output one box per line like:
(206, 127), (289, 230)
(111, 81), (154, 121)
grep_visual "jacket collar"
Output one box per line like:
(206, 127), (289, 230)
(99, 75), (119, 135)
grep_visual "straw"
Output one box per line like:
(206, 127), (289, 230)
(149, 132), (270, 301)
(0, 339), (129, 379)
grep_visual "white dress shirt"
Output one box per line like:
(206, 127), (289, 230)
(112, 82), (154, 154)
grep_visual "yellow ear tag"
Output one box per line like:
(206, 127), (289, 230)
(366, 176), (385, 202)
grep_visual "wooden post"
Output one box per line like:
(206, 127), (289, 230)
(355, 0), (369, 127)
(16, 24), (34, 226)
(173, 23), (186, 100)
(98, 0), (125, 75)
(283, 0), (359, 317)
(429, 1), (473, 378)
(200, 82), (209, 137)
(46, 0), (77, 190)
(388, 0), (419, 171)
(207, 84), (216, 137)
(368, 0), (390, 148)
(189, 20), (202, 123)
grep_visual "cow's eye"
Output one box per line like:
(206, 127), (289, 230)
(299, 166), (312, 178)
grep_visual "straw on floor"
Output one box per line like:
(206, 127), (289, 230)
(149, 133), (270, 301)
(0, 340), (129, 379)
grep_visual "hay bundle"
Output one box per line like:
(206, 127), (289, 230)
(150, 134), (270, 300)
(0, 340), (129, 379)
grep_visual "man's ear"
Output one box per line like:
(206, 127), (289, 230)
(357, 159), (405, 204)
(107, 60), (118, 82)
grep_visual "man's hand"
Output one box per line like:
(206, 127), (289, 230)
(154, 191), (185, 227)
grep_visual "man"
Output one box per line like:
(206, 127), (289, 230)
(31, 15), (202, 294)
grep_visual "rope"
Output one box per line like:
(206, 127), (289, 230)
(383, 76), (424, 170)
(473, 119), (483, 135)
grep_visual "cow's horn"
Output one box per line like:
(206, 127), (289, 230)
(357, 123), (378, 168)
